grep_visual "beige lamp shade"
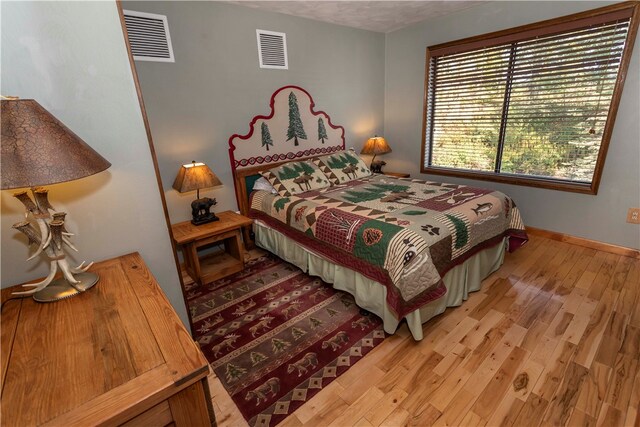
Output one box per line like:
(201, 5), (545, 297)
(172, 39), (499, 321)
(1, 99), (111, 190)
(361, 136), (392, 156)
(172, 161), (222, 194)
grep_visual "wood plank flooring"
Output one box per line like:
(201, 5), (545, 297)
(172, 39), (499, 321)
(205, 235), (640, 426)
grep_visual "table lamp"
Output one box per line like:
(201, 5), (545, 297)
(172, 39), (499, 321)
(173, 161), (222, 225)
(1, 98), (111, 302)
(361, 135), (392, 173)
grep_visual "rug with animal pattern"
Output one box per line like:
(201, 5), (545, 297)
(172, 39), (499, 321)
(187, 253), (385, 427)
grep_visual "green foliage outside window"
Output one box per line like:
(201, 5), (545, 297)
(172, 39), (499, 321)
(422, 6), (636, 193)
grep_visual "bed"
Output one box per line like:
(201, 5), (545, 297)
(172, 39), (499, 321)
(229, 86), (528, 340)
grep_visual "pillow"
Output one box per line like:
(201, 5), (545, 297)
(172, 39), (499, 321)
(260, 160), (332, 197)
(313, 148), (372, 184)
(252, 176), (278, 194)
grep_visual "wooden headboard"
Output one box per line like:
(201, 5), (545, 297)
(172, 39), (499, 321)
(228, 85), (345, 215)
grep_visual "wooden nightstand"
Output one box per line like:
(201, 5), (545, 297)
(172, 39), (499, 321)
(1, 253), (214, 426)
(383, 171), (411, 178)
(172, 211), (253, 285)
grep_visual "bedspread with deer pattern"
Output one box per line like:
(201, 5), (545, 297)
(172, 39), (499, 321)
(249, 174), (528, 318)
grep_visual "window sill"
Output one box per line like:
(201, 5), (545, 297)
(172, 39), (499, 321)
(420, 166), (598, 195)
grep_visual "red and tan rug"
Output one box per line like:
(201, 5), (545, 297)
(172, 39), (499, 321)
(187, 253), (386, 427)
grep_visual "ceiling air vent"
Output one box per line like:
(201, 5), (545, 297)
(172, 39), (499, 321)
(256, 30), (288, 70)
(123, 10), (175, 63)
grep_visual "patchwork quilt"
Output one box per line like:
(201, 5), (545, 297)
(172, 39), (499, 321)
(249, 174), (528, 318)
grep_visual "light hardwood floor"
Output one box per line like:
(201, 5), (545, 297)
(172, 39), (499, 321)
(205, 235), (640, 426)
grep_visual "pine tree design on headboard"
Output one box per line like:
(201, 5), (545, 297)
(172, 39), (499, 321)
(287, 92), (307, 146)
(228, 85), (345, 172)
(261, 122), (273, 151)
(318, 118), (328, 144)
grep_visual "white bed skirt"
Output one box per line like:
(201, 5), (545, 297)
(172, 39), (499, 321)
(253, 220), (507, 340)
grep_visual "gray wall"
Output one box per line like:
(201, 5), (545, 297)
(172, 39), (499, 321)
(124, 1), (386, 223)
(0, 1), (190, 329)
(384, 1), (640, 249)
(124, 1), (638, 249)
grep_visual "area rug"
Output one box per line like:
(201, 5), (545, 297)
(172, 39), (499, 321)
(186, 253), (386, 427)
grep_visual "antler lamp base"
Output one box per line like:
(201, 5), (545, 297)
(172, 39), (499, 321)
(32, 272), (99, 302)
(11, 189), (98, 302)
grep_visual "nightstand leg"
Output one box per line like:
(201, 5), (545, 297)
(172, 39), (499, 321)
(186, 243), (202, 286)
(227, 232), (242, 262)
(241, 224), (254, 250)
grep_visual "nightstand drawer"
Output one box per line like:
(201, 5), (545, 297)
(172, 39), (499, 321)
(195, 228), (241, 248)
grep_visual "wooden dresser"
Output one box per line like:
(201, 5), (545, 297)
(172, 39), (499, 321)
(1, 252), (214, 426)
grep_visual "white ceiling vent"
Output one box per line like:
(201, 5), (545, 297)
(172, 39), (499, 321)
(256, 30), (288, 70)
(123, 10), (175, 63)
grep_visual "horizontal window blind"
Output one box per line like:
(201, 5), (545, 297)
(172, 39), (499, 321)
(427, 44), (512, 172)
(423, 4), (637, 192)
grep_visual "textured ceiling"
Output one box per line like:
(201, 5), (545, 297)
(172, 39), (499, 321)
(227, 1), (486, 33)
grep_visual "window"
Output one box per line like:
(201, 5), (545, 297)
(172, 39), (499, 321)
(421, 3), (639, 194)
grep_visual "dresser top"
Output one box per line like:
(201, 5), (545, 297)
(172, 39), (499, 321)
(1, 252), (209, 426)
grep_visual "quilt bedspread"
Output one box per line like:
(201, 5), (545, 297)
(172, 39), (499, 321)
(249, 175), (528, 318)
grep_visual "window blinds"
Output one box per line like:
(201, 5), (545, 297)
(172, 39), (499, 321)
(424, 9), (633, 184)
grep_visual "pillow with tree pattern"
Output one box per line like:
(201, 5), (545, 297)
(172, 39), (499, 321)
(260, 160), (332, 197)
(313, 149), (372, 184)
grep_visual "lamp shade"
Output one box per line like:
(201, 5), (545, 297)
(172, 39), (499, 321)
(172, 161), (222, 193)
(361, 136), (392, 156)
(1, 99), (111, 190)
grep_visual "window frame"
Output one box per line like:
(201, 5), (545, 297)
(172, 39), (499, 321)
(420, 2), (640, 195)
